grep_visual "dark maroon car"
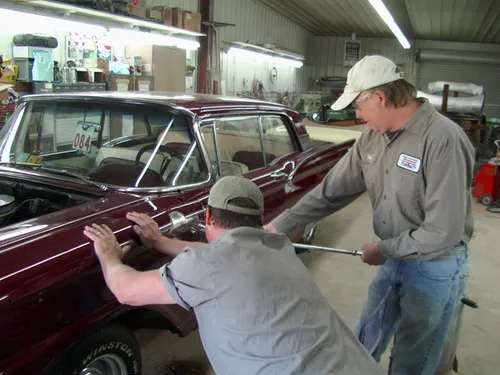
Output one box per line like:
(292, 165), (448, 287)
(0, 92), (354, 375)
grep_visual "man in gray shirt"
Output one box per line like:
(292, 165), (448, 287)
(83, 176), (384, 375)
(266, 55), (474, 375)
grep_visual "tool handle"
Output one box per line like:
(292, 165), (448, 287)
(461, 297), (479, 309)
(293, 243), (363, 256)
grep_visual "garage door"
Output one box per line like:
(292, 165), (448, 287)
(418, 60), (500, 118)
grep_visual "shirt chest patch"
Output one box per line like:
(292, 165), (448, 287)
(397, 153), (421, 173)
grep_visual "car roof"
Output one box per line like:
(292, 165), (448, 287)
(21, 91), (291, 112)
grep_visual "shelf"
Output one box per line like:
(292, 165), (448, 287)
(10, 82), (33, 92)
(1, 0), (206, 37)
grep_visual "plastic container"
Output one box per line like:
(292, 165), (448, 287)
(116, 78), (130, 92)
(138, 81), (150, 91)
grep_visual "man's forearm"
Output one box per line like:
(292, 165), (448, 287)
(99, 256), (139, 304)
(153, 236), (206, 256)
(99, 255), (176, 306)
(271, 141), (366, 236)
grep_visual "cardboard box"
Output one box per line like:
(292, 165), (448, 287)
(171, 7), (183, 28)
(97, 58), (110, 73)
(146, 9), (162, 21)
(153, 6), (173, 26)
(125, 44), (186, 92)
(182, 11), (202, 33)
(128, 0), (145, 7)
(0, 63), (18, 83)
(129, 6), (146, 18)
(128, 0), (146, 18)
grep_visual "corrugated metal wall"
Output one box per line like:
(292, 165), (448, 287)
(214, 0), (309, 56)
(214, 0), (311, 96)
(415, 40), (500, 117)
(303, 36), (415, 97)
(418, 61), (500, 118)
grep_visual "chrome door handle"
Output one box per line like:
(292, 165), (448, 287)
(270, 170), (287, 178)
(270, 160), (295, 179)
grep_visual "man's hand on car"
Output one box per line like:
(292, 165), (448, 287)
(361, 242), (386, 265)
(84, 223), (130, 262)
(126, 212), (162, 249)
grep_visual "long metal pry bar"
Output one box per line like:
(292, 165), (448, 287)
(293, 243), (363, 256)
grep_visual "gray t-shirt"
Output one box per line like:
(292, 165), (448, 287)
(160, 227), (383, 375)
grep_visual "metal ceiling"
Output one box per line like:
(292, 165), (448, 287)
(255, 0), (500, 44)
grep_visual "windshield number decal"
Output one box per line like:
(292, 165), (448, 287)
(73, 121), (98, 154)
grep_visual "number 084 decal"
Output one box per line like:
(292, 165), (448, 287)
(73, 121), (98, 153)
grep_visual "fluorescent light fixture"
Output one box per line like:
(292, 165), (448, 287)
(226, 47), (303, 68)
(3, 8), (106, 35)
(368, 0), (411, 49)
(106, 28), (200, 51)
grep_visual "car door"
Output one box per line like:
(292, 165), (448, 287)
(199, 114), (302, 224)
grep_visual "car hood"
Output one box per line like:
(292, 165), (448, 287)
(0, 223), (50, 242)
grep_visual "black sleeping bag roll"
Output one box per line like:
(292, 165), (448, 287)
(13, 34), (58, 49)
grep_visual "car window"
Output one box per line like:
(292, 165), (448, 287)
(201, 116), (264, 177)
(200, 115), (297, 177)
(260, 116), (296, 163)
(4, 102), (208, 188)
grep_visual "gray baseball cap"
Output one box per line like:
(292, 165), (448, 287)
(208, 176), (264, 216)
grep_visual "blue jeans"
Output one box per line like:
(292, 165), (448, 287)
(355, 245), (470, 375)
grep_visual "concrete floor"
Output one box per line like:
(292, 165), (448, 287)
(137, 193), (500, 375)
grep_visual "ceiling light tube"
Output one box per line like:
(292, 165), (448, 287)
(368, 0), (411, 49)
(226, 47), (303, 68)
(3, 8), (106, 35)
(106, 28), (200, 51)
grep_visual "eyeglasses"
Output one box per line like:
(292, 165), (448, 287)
(352, 92), (374, 110)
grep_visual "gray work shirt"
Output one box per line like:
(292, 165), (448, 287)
(272, 99), (475, 261)
(159, 227), (383, 375)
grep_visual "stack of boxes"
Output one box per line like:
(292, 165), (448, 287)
(139, 4), (202, 33)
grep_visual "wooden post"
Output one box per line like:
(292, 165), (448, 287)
(441, 84), (449, 114)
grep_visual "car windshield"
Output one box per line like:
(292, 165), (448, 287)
(0, 100), (209, 188)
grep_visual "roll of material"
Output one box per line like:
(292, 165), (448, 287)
(417, 91), (485, 115)
(13, 34), (58, 49)
(428, 81), (484, 96)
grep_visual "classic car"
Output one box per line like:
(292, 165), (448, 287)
(0, 92), (355, 375)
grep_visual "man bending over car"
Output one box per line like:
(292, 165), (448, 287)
(83, 176), (383, 375)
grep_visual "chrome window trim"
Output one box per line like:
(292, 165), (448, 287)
(257, 116), (267, 167)
(134, 117), (174, 187)
(199, 121), (219, 177)
(171, 141), (197, 186)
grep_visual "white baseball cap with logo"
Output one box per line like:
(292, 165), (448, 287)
(331, 55), (404, 111)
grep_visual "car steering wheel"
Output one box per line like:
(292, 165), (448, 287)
(135, 144), (185, 174)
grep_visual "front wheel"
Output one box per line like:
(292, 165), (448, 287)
(51, 324), (141, 375)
